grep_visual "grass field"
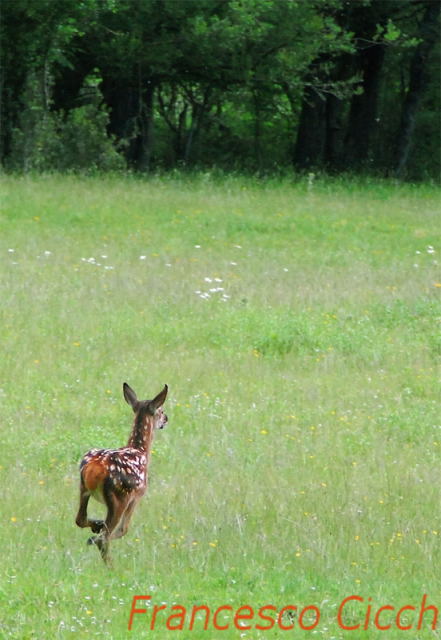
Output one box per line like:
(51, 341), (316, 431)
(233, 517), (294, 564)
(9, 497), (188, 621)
(0, 173), (440, 639)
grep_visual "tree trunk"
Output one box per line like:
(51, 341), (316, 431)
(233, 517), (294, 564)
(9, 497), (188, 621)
(101, 73), (156, 171)
(174, 103), (188, 164)
(395, 1), (440, 178)
(324, 93), (343, 168)
(135, 80), (155, 172)
(184, 103), (199, 165)
(293, 85), (326, 169)
(184, 87), (212, 166)
(253, 91), (263, 170)
(343, 41), (385, 168)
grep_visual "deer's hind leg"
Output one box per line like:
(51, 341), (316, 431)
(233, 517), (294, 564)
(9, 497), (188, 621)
(75, 475), (105, 534)
(88, 479), (131, 564)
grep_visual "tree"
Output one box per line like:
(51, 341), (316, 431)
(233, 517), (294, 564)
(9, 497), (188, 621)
(395, 0), (440, 177)
(1, 0), (439, 177)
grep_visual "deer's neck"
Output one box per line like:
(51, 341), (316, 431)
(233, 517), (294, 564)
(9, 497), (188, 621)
(127, 415), (154, 452)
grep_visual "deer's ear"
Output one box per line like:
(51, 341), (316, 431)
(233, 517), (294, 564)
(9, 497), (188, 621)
(150, 384), (168, 412)
(123, 383), (138, 410)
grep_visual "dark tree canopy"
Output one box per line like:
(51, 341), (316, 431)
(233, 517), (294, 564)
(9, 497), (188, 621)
(0, 0), (439, 179)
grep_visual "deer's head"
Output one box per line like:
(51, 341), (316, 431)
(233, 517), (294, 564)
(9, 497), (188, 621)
(123, 382), (168, 430)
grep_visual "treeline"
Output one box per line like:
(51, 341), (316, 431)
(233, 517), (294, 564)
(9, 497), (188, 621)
(1, 0), (439, 178)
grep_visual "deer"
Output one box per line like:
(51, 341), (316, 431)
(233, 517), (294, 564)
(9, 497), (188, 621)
(75, 382), (168, 564)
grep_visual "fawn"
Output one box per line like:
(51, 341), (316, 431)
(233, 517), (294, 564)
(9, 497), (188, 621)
(75, 382), (168, 564)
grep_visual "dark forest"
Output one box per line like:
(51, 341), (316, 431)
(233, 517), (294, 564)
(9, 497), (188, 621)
(1, 0), (439, 178)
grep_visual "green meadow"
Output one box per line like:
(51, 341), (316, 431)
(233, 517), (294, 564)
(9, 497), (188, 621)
(0, 174), (440, 639)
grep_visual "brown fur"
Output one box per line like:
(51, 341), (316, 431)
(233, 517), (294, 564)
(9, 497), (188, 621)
(82, 459), (108, 492)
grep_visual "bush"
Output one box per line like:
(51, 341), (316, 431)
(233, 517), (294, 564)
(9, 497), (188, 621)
(57, 101), (125, 172)
(9, 71), (125, 172)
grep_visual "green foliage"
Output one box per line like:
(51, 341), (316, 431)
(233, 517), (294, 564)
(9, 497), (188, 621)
(1, 0), (439, 177)
(381, 19), (401, 42)
(8, 73), (124, 172)
(8, 71), (64, 172)
(56, 102), (124, 173)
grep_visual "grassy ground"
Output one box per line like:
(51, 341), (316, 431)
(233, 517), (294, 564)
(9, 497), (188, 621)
(0, 173), (440, 639)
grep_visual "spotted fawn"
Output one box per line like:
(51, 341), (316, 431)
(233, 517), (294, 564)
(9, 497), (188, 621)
(75, 383), (168, 564)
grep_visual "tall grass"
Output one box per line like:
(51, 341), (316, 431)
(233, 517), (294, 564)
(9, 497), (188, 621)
(1, 174), (440, 639)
